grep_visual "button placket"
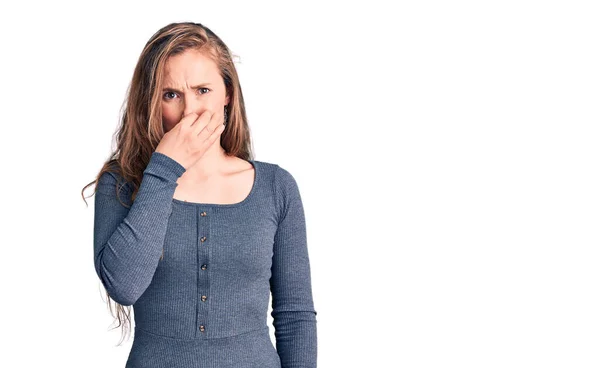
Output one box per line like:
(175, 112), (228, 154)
(197, 208), (210, 336)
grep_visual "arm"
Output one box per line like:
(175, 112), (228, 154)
(270, 166), (318, 368)
(93, 152), (186, 306)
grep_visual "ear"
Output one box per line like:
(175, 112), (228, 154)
(225, 94), (230, 106)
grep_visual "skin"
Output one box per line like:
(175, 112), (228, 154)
(161, 48), (254, 204)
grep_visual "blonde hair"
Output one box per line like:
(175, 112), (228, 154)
(81, 22), (254, 345)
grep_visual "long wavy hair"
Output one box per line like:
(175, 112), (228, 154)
(81, 22), (254, 345)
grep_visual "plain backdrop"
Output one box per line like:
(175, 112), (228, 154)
(0, 0), (598, 367)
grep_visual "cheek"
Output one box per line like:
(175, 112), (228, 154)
(161, 104), (180, 122)
(162, 103), (175, 116)
(160, 105), (177, 131)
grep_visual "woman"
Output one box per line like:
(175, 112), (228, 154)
(82, 22), (317, 367)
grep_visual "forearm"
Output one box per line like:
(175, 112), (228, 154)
(93, 152), (186, 306)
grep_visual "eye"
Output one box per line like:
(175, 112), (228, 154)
(163, 88), (210, 101)
(163, 91), (177, 100)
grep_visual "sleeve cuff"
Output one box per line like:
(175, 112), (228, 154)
(143, 151), (187, 182)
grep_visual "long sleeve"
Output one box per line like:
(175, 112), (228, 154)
(93, 152), (186, 306)
(270, 166), (318, 368)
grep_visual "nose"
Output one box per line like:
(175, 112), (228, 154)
(182, 93), (205, 118)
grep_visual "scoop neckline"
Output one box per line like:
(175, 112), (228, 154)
(172, 159), (257, 208)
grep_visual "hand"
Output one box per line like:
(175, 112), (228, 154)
(155, 110), (226, 170)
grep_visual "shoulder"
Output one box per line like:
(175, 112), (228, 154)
(96, 162), (133, 204)
(253, 159), (299, 192)
(253, 160), (302, 214)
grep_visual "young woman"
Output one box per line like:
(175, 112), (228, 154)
(83, 22), (317, 368)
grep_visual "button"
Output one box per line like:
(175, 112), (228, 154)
(199, 325), (205, 332)
(200, 236), (207, 242)
(201, 264), (207, 270)
(200, 211), (207, 216)
(201, 295), (207, 302)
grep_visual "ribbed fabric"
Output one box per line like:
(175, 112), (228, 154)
(93, 152), (317, 368)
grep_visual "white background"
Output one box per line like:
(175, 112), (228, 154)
(0, 0), (598, 367)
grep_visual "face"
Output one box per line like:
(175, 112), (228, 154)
(160, 48), (230, 132)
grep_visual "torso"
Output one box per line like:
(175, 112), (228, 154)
(173, 156), (255, 205)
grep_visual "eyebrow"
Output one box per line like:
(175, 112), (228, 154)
(162, 83), (212, 93)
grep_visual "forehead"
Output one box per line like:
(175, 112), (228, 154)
(163, 49), (219, 83)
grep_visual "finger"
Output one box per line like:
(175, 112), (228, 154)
(178, 112), (199, 128)
(191, 119), (224, 153)
(197, 109), (223, 138)
(211, 109), (226, 131)
(190, 110), (214, 135)
(208, 109), (226, 134)
(203, 122), (226, 145)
